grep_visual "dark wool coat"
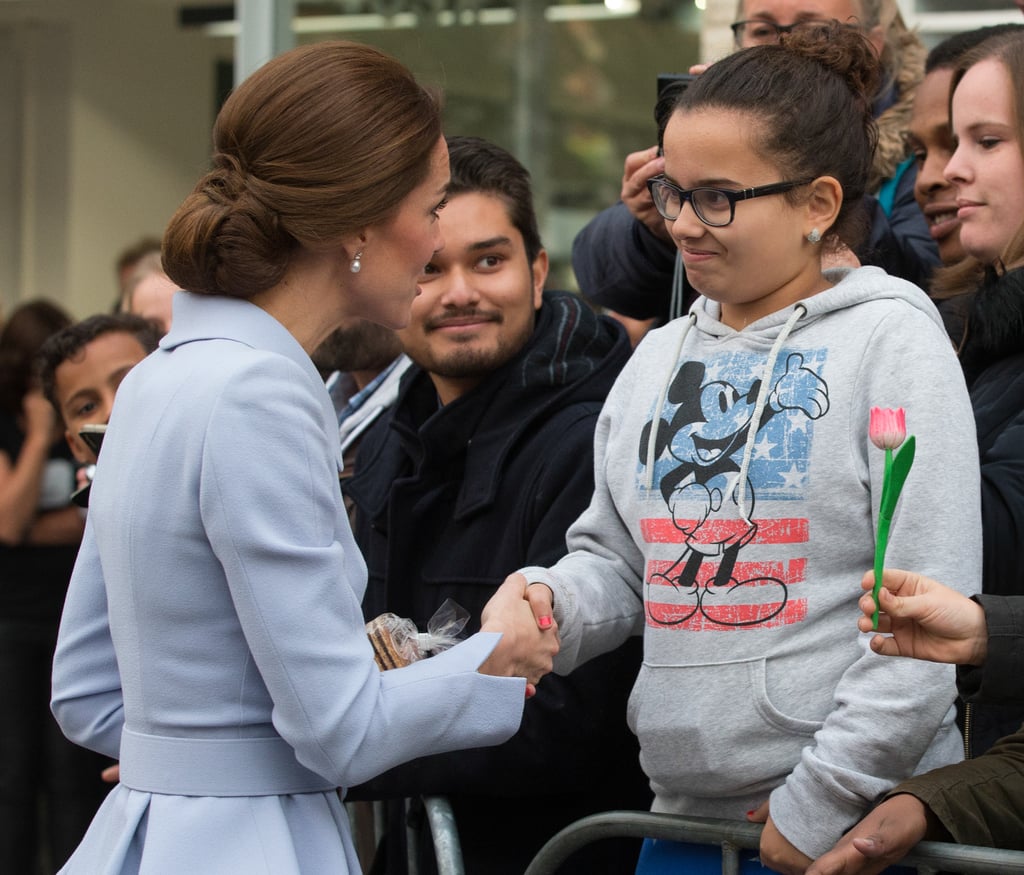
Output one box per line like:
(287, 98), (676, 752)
(955, 267), (1024, 757)
(344, 291), (652, 875)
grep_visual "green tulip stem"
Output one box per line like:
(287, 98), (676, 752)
(872, 448), (893, 630)
(872, 436), (916, 630)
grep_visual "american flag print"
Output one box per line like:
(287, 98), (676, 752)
(637, 348), (829, 631)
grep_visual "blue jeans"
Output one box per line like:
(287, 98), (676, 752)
(636, 838), (768, 873)
(636, 838), (918, 874)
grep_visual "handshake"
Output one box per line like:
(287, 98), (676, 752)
(477, 573), (559, 698)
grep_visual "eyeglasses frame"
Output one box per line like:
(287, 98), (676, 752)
(646, 177), (815, 227)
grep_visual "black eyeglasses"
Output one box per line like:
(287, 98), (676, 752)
(647, 177), (813, 227)
(730, 18), (844, 46)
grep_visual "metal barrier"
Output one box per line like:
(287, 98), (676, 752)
(422, 796), (465, 875)
(522, 810), (1024, 875)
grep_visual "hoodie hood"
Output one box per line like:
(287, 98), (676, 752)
(689, 266), (943, 340)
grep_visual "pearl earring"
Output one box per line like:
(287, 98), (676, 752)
(806, 229), (822, 244)
(350, 251), (363, 274)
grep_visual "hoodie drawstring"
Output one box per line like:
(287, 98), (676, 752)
(645, 312), (697, 491)
(734, 303), (807, 525)
(670, 252), (686, 322)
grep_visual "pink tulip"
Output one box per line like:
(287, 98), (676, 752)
(869, 407), (906, 450)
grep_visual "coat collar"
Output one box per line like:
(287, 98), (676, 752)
(162, 292), (344, 470)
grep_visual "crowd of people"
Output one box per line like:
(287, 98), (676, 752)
(2, 1), (1023, 873)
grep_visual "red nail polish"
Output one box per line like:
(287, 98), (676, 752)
(539, 616), (552, 629)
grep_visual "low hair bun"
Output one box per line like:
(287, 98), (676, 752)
(163, 155), (293, 299)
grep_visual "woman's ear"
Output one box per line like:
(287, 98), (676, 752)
(338, 231), (367, 262)
(804, 176), (843, 240)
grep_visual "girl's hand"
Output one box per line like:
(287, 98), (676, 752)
(480, 574), (558, 694)
(748, 802), (813, 875)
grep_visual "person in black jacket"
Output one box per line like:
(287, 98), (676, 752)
(343, 136), (650, 875)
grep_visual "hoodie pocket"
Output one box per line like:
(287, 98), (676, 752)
(628, 658), (823, 799)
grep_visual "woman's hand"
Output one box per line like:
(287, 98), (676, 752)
(480, 574), (558, 695)
(748, 802), (813, 875)
(806, 795), (930, 875)
(858, 569), (987, 665)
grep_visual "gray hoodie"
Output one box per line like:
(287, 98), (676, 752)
(520, 266), (982, 859)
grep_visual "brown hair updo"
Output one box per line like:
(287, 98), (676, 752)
(162, 41), (442, 300)
(672, 22), (881, 250)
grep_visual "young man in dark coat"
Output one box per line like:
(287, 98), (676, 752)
(343, 136), (651, 875)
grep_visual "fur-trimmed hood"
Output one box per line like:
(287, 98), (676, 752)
(870, 34), (926, 191)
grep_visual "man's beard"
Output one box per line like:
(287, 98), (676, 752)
(417, 309), (534, 380)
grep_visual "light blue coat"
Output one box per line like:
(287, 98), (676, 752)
(51, 292), (525, 874)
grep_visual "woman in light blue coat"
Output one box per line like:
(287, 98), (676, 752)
(50, 41), (553, 874)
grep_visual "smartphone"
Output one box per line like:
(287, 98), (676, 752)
(79, 423), (107, 457)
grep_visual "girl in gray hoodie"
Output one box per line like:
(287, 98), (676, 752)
(511, 22), (982, 875)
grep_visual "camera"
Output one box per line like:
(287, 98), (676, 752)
(656, 72), (697, 100)
(655, 73), (697, 149)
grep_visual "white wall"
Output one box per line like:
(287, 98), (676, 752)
(0, 0), (226, 318)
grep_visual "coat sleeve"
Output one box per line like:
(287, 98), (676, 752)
(957, 595), (1024, 706)
(894, 595), (1024, 849)
(888, 725), (1024, 850)
(976, 405), (1024, 599)
(51, 513), (126, 759)
(572, 202), (676, 322)
(349, 406), (647, 799)
(196, 356), (528, 788)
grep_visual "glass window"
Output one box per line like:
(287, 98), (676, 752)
(285, 2), (701, 287)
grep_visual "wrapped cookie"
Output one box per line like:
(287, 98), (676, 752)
(366, 599), (470, 670)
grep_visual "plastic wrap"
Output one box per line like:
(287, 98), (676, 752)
(365, 599), (470, 670)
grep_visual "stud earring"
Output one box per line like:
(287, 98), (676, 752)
(806, 229), (822, 244)
(350, 251), (363, 274)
